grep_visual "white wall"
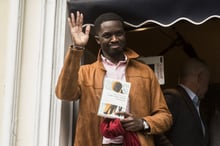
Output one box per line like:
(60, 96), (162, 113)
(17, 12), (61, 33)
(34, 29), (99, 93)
(0, 0), (9, 143)
(15, 1), (41, 145)
(0, 0), (69, 146)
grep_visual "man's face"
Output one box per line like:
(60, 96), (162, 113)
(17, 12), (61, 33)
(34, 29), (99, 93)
(95, 20), (126, 59)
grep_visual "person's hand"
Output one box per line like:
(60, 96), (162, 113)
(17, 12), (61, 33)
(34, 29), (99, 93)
(68, 11), (91, 47)
(116, 112), (143, 132)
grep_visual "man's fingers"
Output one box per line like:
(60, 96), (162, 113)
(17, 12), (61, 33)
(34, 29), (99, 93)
(70, 13), (75, 26)
(79, 13), (83, 28)
(67, 17), (72, 28)
(115, 111), (125, 117)
(115, 112), (133, 118)
(76, 11), (80, 26)
(123, 112), (133, 118)
(85, 24), (91, 35)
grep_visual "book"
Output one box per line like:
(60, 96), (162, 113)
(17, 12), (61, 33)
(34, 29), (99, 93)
(97, 78), (131, 119)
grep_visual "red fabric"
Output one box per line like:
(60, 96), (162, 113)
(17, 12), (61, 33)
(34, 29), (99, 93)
(100, 118), (141, 146)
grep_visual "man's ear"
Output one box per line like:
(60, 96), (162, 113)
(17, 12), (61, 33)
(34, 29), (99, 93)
(95, 36), (100, 44)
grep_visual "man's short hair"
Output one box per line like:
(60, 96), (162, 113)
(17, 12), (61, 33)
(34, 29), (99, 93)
(94, 12), (124, 35)
(179, 58), (209, 79)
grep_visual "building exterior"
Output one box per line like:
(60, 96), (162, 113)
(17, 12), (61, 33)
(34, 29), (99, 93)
(0, 0), (72, 146)
(1, 1), (220, 146)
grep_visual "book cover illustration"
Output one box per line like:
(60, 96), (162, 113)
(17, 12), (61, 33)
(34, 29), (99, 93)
(97, 78), (131, 119)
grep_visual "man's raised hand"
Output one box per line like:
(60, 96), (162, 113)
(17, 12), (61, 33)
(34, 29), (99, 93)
(68, 11), (91, 48)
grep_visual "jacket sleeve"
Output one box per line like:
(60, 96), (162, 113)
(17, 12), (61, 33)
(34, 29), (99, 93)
(153, 89), (181, 146)
(163, 88), (182, 124)
(143, 70), (173, 135)
(55, 47), (83, 101)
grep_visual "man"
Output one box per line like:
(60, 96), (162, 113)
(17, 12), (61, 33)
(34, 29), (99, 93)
(155, 58), (210, 146)
(55, 11), (172, 146)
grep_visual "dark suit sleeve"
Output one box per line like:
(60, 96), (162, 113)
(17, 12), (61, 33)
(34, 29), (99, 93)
(154, 89), (181, 146)
(164, 94), (180, 124)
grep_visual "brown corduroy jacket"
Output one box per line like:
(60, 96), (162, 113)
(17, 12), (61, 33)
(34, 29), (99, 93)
(55, 47), (172, 146)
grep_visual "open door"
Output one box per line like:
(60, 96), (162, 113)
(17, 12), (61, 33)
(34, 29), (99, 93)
(67, 0), (220, 86)
(66, 0), (220, 145)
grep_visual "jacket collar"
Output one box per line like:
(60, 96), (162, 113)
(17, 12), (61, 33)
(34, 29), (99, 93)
(94, 48), (139, 70)
(96, 48), (140, 62)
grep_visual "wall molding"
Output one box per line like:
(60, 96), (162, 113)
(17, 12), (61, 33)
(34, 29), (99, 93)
(33, 0), (68, 146)
(1, 0), (72, 145)
(1, 0), (24, 145)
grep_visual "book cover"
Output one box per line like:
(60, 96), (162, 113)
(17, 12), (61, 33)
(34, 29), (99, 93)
(97, 78), (131, 119)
